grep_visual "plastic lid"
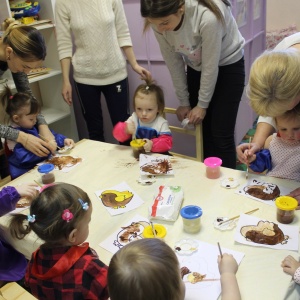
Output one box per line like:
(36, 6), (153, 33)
(130, 139), (145, 148)
(275, 196), (298, 210)
(180, 205), (203, 219)
(143, 224), (167, 238)
(38, 163), (54, 174)
(204, 157), (222, 168)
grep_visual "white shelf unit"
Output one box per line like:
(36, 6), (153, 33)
(0, 0), (78, 140)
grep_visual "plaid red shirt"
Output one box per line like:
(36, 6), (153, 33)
(25, 243), (108, 300)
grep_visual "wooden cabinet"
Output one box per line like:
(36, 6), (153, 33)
(0, 0), (78, 140)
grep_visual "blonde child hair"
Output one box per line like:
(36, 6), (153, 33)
(133, 79), (165, 115)
(247, 48), (300, 117)
(275, 102), (300, 123)
(108, 238), (184, 300)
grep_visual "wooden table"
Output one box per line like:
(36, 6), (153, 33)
(1, 139), (299, 300)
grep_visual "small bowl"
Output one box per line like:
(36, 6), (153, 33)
(174, 239), (198, 255)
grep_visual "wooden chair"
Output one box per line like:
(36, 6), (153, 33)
(164, 107), (203, 162)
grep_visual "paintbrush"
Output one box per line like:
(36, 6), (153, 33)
(246, 137), (252, 179)
(218, 208), (259, 225)
(217, 242), (223, 258)
(150, 221), (157, 238)
(34, 180), (43, 188)
(39, 134), (62, 150)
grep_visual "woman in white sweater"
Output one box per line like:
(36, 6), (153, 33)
(55, 0), (151, 142)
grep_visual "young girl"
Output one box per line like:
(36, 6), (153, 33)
(0, 183), (38, 288)
(0, 86), (75, 179)
(9, 183), (108, 300)
(281, 255), (300, 286)
(113, 80), (172, 153)
(108, 238), (241, 300)
(247, 104), (300, 181)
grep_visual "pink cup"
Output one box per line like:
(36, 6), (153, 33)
(204, 157), (222, 179)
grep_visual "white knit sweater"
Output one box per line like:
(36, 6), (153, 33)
(55, 0), (132, 85)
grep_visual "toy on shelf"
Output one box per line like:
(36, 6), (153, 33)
(10, 1), (41, 22)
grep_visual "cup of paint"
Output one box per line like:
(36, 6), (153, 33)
(180, 205), (203, 233)
(275, 196), (298, 224)
(130, 139), (146, 159)
(143, 224), (167, 239)
(38, 163), (55, 184)
(203, 157), (222, 179)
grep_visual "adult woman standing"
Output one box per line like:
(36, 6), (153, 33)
(55, 0), (151, 142)
(141, 0), (245, 169)
(0, 19), (54, 156)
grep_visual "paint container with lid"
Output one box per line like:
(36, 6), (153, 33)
(180, 205), (203, 233)
(275, 196), (298, 224)
(38, 163), (55, 184)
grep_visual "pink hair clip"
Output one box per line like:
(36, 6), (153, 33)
(62, 209), (73, 222)
(9, 95), (13, 100)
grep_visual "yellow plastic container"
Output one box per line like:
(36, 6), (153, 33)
(143, 224), (167, 239)
(130, 139), (145, 159)
(275, 196), (298, 224)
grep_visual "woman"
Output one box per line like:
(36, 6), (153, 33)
(140, 0), (245, 169)
(0, 19), (55, 156)
(236, 32), (300, 202)
(55, 0), (151, 142)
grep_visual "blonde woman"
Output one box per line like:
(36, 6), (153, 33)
(0, 19), (55, 156)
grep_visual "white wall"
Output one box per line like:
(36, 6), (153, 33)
(266, 0), (300, 30)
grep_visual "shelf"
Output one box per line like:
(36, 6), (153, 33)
(41, 107), (70, 124)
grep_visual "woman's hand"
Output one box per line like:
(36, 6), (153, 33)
(62, 81), (73, 105)
(15, 183), (39, 202)
(17, 132), (50, 157)
(132, 64), (152, 81)
(176, 106), (191, 122)
(287, 188), (300, 208)
(236, 142), (261, 164)
(188, 107), (206, 124)
(143, 139), (153, 152)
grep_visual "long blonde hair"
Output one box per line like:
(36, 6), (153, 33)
(247, 48), (300, 117)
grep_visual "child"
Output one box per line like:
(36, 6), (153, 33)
(9, 183), (108, 300)
(108, 238), (241, 300)
(281, 255), (300, 285)
(0, 86), (75, 179)
(113, 80), (172, 153)
(247, 104), (300, 181)
(0, 183), (38, 288)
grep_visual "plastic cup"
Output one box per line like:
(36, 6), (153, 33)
(143, 224), (167, 239)
(130, 139), (146, 159)
(38, 163), (55, 184)
(203, 157), (222, 179)
(180, 205), (203, 233)
(275, 196), (298, 224)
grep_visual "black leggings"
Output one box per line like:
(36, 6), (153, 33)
(75, 78), (130, 142)
(187, 57), (245, 169)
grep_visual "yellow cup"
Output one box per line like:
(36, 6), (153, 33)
(130, 139), (146, 159)
(143, 224), (167, 239)
(275, 196), (298, 224)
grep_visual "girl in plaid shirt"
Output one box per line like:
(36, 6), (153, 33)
(10, 183), (108, 300)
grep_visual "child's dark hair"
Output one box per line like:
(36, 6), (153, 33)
(10, 183), (91, 244)
(108, 238), (183, 300)
(1, 85), (40, 121)
(133, 79), (165, 115)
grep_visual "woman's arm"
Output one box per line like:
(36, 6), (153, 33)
(60, 57), (72, 105)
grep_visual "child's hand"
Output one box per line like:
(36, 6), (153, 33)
(218, 253), (238, 275)
(126, 121), (135, 135)
(281, 255), (300, 276)
(143, 139), (153, 152)
(64, 138), (75, 148)
(15, 183), (39, 202)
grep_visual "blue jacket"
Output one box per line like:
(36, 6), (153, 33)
(249, 149), (272, 173)
(7, 126), (66, 179)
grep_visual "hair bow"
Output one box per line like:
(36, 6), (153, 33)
(78, 198), (89, 211)
(27, 214), (36, 223)
(145, 86), (149, 90)
(9, 95), (13, 100)
(62, 209), (73, 222)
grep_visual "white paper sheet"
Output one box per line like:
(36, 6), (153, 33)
(95, 182), (144, 216)
(234, 214), (299, 251)
(139, 154), (174, 175)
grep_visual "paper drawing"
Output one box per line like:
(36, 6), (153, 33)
(139, 154), (174, 175)
(236, 179), (291, 207)
(95, 182), (144, 216)
(99, 214), (149, 254)
(235, 214), (299, 251)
